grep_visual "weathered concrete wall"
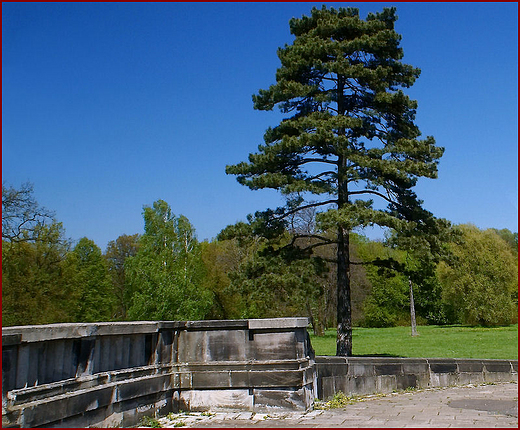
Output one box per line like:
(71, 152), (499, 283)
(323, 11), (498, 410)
(2, 318), (315, 428)
(3, 319), (517, 428)
(316, 356), (518, 400)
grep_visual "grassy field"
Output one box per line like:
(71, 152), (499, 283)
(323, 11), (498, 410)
(309, 325), (518, 359)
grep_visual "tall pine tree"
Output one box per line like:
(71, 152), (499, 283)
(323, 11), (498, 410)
(226, 6), (444, 356)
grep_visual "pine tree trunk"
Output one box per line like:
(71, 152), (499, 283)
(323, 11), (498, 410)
(409, 277), (419, 337)
(336, 225), (352, 356)
(335, 75), (352, 356)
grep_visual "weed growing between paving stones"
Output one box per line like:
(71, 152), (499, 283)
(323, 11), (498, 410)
(313, 391), (381, 409)
(163, 411), (202, 428)
(138, 416), (162, 428)
(394, 386), (418, 394)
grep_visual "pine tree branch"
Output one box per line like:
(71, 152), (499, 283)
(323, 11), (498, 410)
(308, 171), (337, 181)
(291, 234), (337, 244)
(349, 260), (375, 265)
(273, 199), (338, 221)
(322, 75), (338, 83)
(349, 189), (395, 205)
(299, 241), (337, 253)
(290, 158), (338, 166)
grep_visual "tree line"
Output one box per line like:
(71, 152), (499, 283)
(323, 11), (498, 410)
(2, 182), (517, 332)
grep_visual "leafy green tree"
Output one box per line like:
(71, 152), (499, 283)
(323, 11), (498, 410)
(438, 224), (518, 326)
(125, 200), (213, 321)
(69, 237), (116, 322)
(355, 237), (408, 327)
(104, 234), (140, 319)
(228, 246), (328, 322)
(2, 222), (79, 326)
(200, 239), (246, 319)
(491, 228), (518, 255)
(355, 219), (460, 329)
(226, 6), (444, 355)
(2, 183), (79, 326)
(382, 217), (458, 334)
(217, 217), (326, 325)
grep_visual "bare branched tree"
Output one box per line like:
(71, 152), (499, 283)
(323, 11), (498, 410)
(2, 182), (55, 242)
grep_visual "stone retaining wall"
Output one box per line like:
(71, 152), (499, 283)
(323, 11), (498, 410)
(2, 318), (315, 428)
(315, 356), (518, 400)
(2, 319), (517, 428)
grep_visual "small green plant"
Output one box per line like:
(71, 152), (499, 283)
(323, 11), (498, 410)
(393, 386), (418, 394)
(173, 421), (186, 427)
(314, 391), (360, 410)
(138, 416), (162, 428)
(201, 411), (214, 417)
(328, 391), (354, 408)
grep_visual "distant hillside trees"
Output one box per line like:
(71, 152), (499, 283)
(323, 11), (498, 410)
(2, 183), (517, 330)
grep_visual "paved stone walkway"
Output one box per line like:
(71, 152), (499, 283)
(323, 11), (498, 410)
(153, 382), (518, 428)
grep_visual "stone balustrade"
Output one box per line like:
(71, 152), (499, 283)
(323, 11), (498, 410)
(2, 318), (315, 428)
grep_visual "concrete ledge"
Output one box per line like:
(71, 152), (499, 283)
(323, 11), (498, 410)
(2, 319), (280, 343)
(248, 318), (310, 330)
(2, 322), (166, 343)
(184, 320), (249, 331)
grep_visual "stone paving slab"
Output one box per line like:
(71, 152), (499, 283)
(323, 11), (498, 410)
(149, 382), (518, 428)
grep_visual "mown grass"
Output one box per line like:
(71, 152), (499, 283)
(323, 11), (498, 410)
(309, 325), (518, 359)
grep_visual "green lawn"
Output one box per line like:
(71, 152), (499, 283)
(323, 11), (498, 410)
(309, 325), (518, 359)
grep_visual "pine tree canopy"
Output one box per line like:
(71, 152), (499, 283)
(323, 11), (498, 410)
(226, 6), (444, 235)
(226, 5), (445, 356)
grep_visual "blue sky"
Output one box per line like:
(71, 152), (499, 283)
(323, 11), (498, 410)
(2, 2), (518, 251)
